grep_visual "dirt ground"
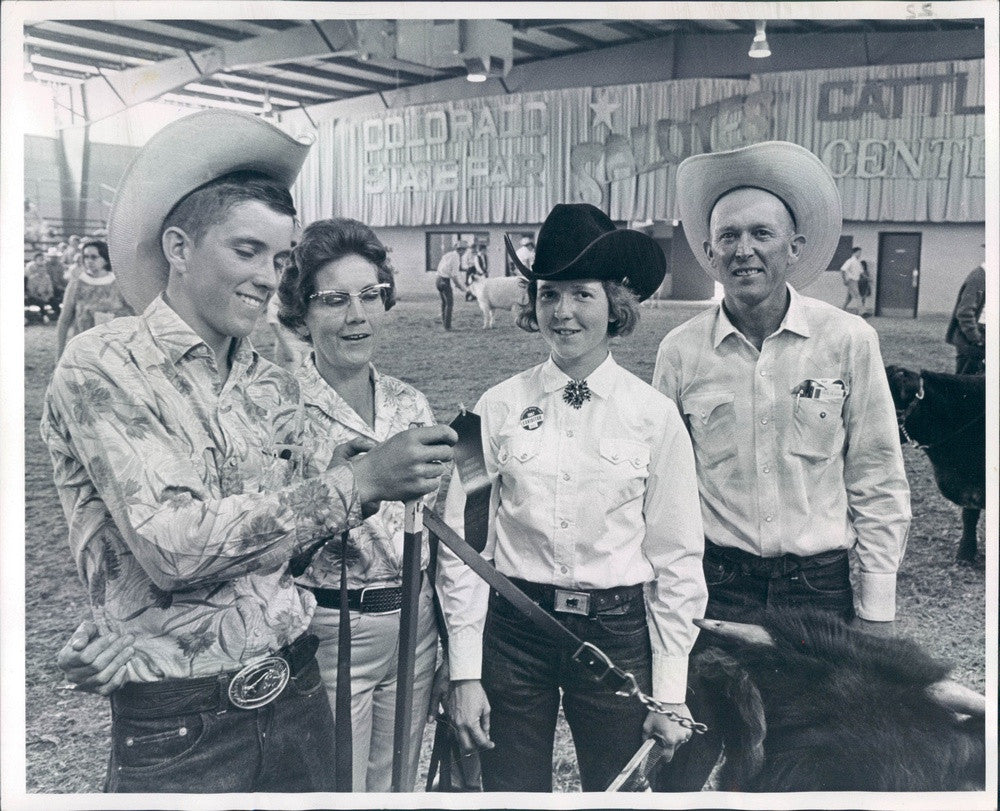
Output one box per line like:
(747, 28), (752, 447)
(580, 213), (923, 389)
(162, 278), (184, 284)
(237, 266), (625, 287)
(21, 298), (987, 794)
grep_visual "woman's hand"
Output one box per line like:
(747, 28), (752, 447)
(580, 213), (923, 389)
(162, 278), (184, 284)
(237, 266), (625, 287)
(448, 679), (494, 754)
(642, 703), (695, 762)
(56, 621), (135, 696)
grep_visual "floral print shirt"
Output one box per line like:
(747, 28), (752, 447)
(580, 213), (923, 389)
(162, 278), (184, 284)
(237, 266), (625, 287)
(40, 296), (362, 681)
(293, 354), (436, 591)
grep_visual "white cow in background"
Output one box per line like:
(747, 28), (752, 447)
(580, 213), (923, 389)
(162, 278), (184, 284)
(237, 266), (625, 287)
(467, 274), (529, 329)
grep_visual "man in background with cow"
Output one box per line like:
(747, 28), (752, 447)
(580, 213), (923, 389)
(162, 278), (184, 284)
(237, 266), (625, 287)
(435, 238), (468, 330)
(41, 109), (455, 793)
(945, 246), (986, 375)
(653, 141), (910, 636)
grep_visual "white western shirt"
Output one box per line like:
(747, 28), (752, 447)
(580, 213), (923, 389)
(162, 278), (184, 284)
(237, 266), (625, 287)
(437, 354), (706, 703)
(652, 285), (910, 621)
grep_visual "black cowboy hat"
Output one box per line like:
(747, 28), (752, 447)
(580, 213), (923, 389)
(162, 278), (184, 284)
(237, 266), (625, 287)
(504, 203), (665, 301)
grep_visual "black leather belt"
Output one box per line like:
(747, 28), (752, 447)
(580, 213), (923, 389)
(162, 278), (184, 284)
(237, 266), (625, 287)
(508, 577), (644, 618)
(705, 542), (848, 578)
(307, 574), (424, 614)
(112, 633), (320, 718)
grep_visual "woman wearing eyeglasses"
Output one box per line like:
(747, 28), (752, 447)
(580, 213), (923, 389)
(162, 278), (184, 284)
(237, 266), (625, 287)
(276, 218), (440, 791)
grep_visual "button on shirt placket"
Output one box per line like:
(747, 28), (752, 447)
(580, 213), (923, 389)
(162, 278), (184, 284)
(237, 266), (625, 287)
(754, 341), (781, 557)
(552, 404), (580, 581)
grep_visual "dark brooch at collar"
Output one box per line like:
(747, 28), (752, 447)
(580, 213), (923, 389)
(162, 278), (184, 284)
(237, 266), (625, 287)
(563, 379), (592, 409)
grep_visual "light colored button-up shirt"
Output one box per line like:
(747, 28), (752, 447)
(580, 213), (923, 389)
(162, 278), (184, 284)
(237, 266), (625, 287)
(294, 355), (437, 590)
(436, 250), (464, 282)
(40, 295), (362, 681)
(840, 255), (863, 282)
(437, 354), (706, 703)
(652, 285), (910, 621)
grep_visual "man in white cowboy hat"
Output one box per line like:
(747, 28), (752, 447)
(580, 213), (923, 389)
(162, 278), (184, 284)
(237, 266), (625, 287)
(435, 238), (468, 330)
(40, 110), (455, 793)
(652, 141), (910, 637)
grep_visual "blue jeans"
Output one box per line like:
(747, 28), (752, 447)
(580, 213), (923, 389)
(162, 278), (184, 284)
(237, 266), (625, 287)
(480, 586), (651, 792)
(105, 658), (336, 793)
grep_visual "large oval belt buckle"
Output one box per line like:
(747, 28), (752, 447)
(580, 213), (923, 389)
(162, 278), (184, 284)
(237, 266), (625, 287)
(228, 657), (290, 710)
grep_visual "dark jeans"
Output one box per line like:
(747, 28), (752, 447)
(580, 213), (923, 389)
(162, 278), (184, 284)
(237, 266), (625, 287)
(701, 542), (854, 623)
(480, 586), (651, 792)
(955, 338), (985, 375)
(106, 658), (336, 793)
(436, 277), (454, 330)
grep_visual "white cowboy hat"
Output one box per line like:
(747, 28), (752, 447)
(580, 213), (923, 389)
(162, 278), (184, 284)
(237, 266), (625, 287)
(675, 141), (842, 289)
(109, 110), (313, 312)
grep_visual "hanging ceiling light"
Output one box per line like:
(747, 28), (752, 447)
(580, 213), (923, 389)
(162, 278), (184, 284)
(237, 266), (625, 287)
(749, 20), (771, 58)
(464, 56), (489, 83)
(24, 48), (35, 75)
(261, 87), (273, 114)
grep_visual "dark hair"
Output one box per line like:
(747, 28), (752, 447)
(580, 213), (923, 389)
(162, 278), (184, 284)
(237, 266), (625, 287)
(161, 170), (296, 245)
(852, 246), (863, 254)
(278, 218), (396, 335)
(710, 186), (797, 231)
(515, 278), (640, 338)
(81, 239), (111, 270)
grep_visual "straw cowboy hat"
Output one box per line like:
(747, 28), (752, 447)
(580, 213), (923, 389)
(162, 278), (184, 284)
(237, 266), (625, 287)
(504, 203), (665, 301)
(109, 110), (313, 312)
(675, 141), (842, 289)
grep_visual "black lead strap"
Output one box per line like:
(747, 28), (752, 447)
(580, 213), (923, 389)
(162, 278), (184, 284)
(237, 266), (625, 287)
(422, 508), (631, 694)
(334, 531), (353, 792)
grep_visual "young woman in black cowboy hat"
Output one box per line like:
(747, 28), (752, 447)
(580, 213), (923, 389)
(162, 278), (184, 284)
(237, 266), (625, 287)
(436, 203), (707, 791)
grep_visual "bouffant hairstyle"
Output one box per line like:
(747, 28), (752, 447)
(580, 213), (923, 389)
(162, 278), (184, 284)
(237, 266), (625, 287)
(278, 218), (396, 336)
(515, 279), (640, 338)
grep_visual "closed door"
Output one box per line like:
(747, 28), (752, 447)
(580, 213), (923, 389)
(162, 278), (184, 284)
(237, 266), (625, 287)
(875, 232), (921, 318)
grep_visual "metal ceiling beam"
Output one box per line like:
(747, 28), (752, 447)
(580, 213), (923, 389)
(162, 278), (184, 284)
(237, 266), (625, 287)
(540, 26), (605, 49)
(57, 20), (209, 53)
(154, 20), (253, 42)
(512, 37), (557, 59)
(70, 20), (369, 125)
(604, 21), (658, 40)
(318, 55), (439, 85)
(25, 26), (167, 62)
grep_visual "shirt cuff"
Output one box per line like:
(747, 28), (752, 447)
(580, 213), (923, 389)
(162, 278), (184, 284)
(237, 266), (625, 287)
(447, 627), (483, 682)
(854, 571), (897, 621)
(652, 653), (690, 704)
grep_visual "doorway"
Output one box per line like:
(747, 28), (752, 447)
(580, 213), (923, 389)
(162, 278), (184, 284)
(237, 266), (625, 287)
(875, 232), (922, 318)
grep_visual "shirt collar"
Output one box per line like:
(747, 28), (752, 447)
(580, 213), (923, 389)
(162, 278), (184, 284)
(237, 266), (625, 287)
(540, 352), (618, 398)
(143, 293), (257, 367)
(712, 283), (811, 348)
(298, 352), (382, 437)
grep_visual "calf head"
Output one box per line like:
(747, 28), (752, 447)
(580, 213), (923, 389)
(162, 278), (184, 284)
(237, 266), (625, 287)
(690, 609), (986, 792)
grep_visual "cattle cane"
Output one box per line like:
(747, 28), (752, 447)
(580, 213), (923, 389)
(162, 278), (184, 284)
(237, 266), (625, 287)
(390, 495), (423, 792)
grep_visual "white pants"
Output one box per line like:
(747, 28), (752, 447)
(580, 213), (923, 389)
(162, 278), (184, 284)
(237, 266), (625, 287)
(310, 577), (438, 792)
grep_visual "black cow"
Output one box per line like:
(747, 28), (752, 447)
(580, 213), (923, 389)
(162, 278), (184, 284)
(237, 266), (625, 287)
(657, 609), (985, 792)
(884, 366), (985, 563)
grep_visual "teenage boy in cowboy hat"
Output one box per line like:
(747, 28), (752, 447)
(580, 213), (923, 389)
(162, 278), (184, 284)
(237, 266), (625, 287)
(40, 110), (455, 793)
(652, 141), (910, 635)
(438, 203), (707, 791)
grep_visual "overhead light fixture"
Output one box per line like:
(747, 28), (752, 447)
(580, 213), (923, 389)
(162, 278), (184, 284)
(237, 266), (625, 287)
(464, 56), (492, 83)
(749, 20), (771, 58)
(24, 48), (34, 75)
(261, 87), (273, 114)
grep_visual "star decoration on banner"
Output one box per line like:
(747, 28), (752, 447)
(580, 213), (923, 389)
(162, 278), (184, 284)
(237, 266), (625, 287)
(590, 92), (620, 131)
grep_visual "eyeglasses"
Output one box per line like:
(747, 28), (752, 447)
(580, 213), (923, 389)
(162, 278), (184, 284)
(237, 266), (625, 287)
(308, 283), (390, 309)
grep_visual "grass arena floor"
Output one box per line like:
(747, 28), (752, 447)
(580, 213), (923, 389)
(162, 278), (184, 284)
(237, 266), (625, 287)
(22, 296), (987, 793)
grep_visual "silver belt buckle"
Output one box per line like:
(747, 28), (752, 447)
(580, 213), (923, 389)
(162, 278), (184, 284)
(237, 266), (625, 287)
(228, 656), (290, 710)
(359, 585), (402, 616)
(554, 589), (591, 616)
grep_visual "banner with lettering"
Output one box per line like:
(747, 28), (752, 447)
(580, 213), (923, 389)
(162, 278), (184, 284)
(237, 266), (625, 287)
(294, 59), (983, 227)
